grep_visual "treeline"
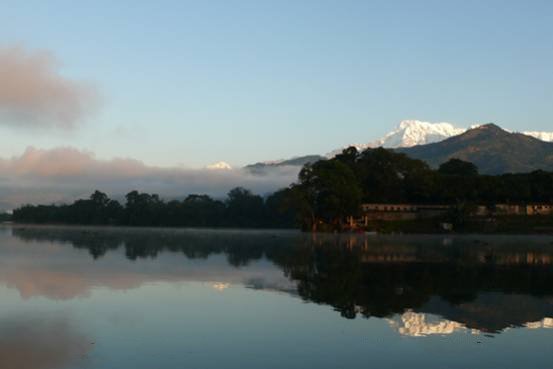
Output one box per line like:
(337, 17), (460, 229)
(289, 147), (553, 229)
(12, 187), (296, 228)
(10, 147), (553, 229)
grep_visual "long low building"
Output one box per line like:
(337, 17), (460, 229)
(346, 204), (450, 226)
(358, 203), (451, 222)
(347, 203), (553, 227)
(484, 204), (553, 216)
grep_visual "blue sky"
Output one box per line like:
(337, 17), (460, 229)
(1, 0), (552, 167)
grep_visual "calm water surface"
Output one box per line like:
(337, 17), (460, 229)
(1, 225), (553, 369)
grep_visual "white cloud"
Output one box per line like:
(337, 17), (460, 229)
(0, 46), (99, 129)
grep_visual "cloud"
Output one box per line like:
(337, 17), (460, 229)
(0, 146), (300, 210)
(0, 233), (294, 300)
(0, 314), (90, 369)
(0, 46), (99, 129)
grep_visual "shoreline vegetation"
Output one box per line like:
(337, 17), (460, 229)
(10, 187), (297, 229)
(7, 147), (553, 234)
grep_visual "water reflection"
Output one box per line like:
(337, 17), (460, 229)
(0, 313), (89, 369)
(526, 318), (553, 329)
(387, 311), (473, 337)
(5, 226), (553, 336)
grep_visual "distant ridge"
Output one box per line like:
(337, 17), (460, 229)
(243, 121), (553, 174)
(244, 155), (324, 174)
(399, 124), (553, 174)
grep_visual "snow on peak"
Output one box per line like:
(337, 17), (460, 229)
(387, 311), (473, 337)
(524, 131), (553, 142)
(206, 161), (233, 170)
(328, 120), (553, 158)
(373, 120), (465, 148)
(525, 318), (553, 329)
(327, 120), (466, 157)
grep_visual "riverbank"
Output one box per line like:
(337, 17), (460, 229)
(360, 215), (553, 235)
(5, 214), (553, 235)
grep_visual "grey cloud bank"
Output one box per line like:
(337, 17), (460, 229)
(0, 147), (299, 211)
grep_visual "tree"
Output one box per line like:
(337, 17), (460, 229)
(334, 146), (359, 170)
(295, 159), (362, 230)
(356, 148), (434, 203)
(90, 190), (110, 207)
(181, 194), (225, 227)
(124, 191), (164, 226)
(265, 188), (297, 228)
(89, 190), (122, 224)
(439, 158), (479, 177)
(225, 187), (266, 227)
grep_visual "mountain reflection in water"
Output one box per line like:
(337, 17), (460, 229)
(6, 226), (553, 337)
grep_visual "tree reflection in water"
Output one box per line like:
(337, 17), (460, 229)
(11, 227), (553, 334)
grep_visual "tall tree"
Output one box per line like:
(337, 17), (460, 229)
(295, 159), (362, 230)
(356, 148), (433, 202)
(225, 187), (266, 227)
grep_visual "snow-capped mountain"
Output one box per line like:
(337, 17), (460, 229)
(377, 120), (553, 147)
(369, 120), (467, 148)
(328, 120), (553, 157)
(245, 120), (553, 172)
(524, 131), (553, 142)
(206, 161), (233, 170)
(327, 120), (466, 157)
(399, 123), (553, 174)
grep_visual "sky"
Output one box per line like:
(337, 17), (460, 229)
(1, 0), (552, 167)
(0, 0), (552, 207)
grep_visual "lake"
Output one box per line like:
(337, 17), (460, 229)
(1, 225), (552, 369)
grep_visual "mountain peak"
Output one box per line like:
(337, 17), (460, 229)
(475, 123), (504, 131)
(398, 120), (428, 129)
(370, 120), (466, 148)
(400, 124), (553, 174)
(398, 119), (454, 130)
(460, 123), (514, 140)
(246, 120), (553, 174)
(206, 161), (233, 170)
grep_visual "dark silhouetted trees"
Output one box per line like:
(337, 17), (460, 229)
(290, 147), (553, 229)
(439, 158), (479, 176)
(295, 160), (362, 230)
(10, 147), (553, 230)
(12, 187), (296, 228)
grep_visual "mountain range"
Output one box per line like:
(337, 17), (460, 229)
(330, 119), (553, 152)
(244, 120), (553, 175)
(244, 155), (325, 174)
(399, 123), (553, 174)
(326, 120), (467, 156)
